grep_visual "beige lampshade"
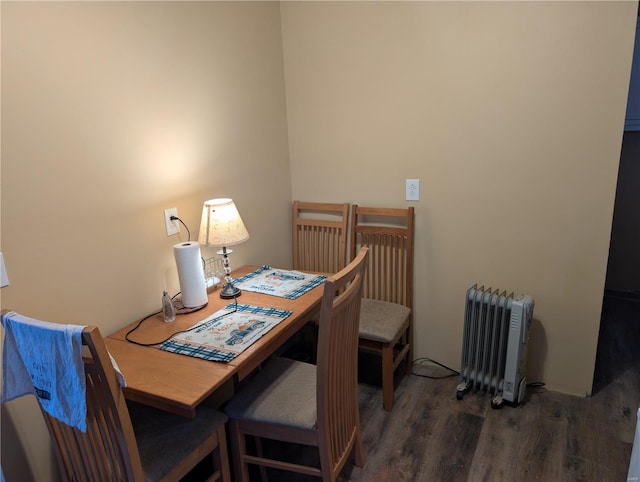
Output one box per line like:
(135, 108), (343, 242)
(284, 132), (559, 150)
(198, 198), (250, 248)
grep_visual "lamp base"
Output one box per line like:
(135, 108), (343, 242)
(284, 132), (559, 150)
(220, 282), (241, 299)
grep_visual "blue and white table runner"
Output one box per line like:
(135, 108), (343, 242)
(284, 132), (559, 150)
(160, 304), (292, 363)
(232, 266), (326, 299)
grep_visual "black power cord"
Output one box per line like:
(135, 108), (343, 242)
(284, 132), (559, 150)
(411, 356), (547, 391)
(125, 297), (238, 347)
(525, 381), (547, 392)
(170, 215), (191, 241)
(412, 357), (460, 379)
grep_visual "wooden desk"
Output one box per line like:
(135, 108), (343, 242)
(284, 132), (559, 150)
(106, 265), (323, 417)
(105, 338), (236, 418)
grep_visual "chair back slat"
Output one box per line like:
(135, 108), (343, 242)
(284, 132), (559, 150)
(39, 326), (145, 482)
(350, 206), (415, 309)
(316, 246), (368, 478)
(293, 201), (350, 274)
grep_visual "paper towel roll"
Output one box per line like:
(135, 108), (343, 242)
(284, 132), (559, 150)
(173, 241), (208, 308)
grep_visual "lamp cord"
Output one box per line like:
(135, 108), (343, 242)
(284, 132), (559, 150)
(124, 296), (238, 347)
(170, 215), (191, 241)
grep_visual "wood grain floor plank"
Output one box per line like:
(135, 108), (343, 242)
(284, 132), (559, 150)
(431, 411), (483, 482)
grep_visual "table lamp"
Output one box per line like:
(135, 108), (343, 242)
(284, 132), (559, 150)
(198, 198), (250, 299)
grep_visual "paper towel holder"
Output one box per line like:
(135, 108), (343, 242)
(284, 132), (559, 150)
(198, 198), (250, 299)
(173, 241), (209, 312)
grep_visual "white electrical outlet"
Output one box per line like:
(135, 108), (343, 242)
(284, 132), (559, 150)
(164, 208), (179, 236)
(406, 179), (420, 201)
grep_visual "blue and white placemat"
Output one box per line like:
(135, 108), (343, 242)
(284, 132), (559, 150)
(233, 266), (326, 299)
(160, 303), (292, 363)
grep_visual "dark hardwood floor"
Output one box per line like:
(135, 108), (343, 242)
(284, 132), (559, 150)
(234, 294), (640, 481)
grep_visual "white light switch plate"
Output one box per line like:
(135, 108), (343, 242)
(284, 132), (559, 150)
(406, 179), (420, 201)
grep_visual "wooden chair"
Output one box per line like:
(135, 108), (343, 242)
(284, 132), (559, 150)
(350, 205), (415, 411)
(224, 247), (369, 482)
(292, 201), (350, 274)
(1, 311), (231, 482)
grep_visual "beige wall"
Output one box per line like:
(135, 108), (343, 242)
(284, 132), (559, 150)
(281, 1), (636, 395)
(1, 2), (290, 480)
(1, 1), (637, 480)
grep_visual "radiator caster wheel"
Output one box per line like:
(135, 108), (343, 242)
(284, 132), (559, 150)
(456, 381), (471, 401)
(491, 394), (504, 409)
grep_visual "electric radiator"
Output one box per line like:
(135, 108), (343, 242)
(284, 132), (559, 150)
(456, 284), (534, 408)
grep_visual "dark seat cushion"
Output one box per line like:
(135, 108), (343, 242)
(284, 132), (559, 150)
(127, 400), (227, 482)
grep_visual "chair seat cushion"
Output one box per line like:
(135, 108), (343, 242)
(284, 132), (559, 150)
(224, 357), (317, 430)
(359, 298), (411, 343)
(127, 401), (227, 482)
